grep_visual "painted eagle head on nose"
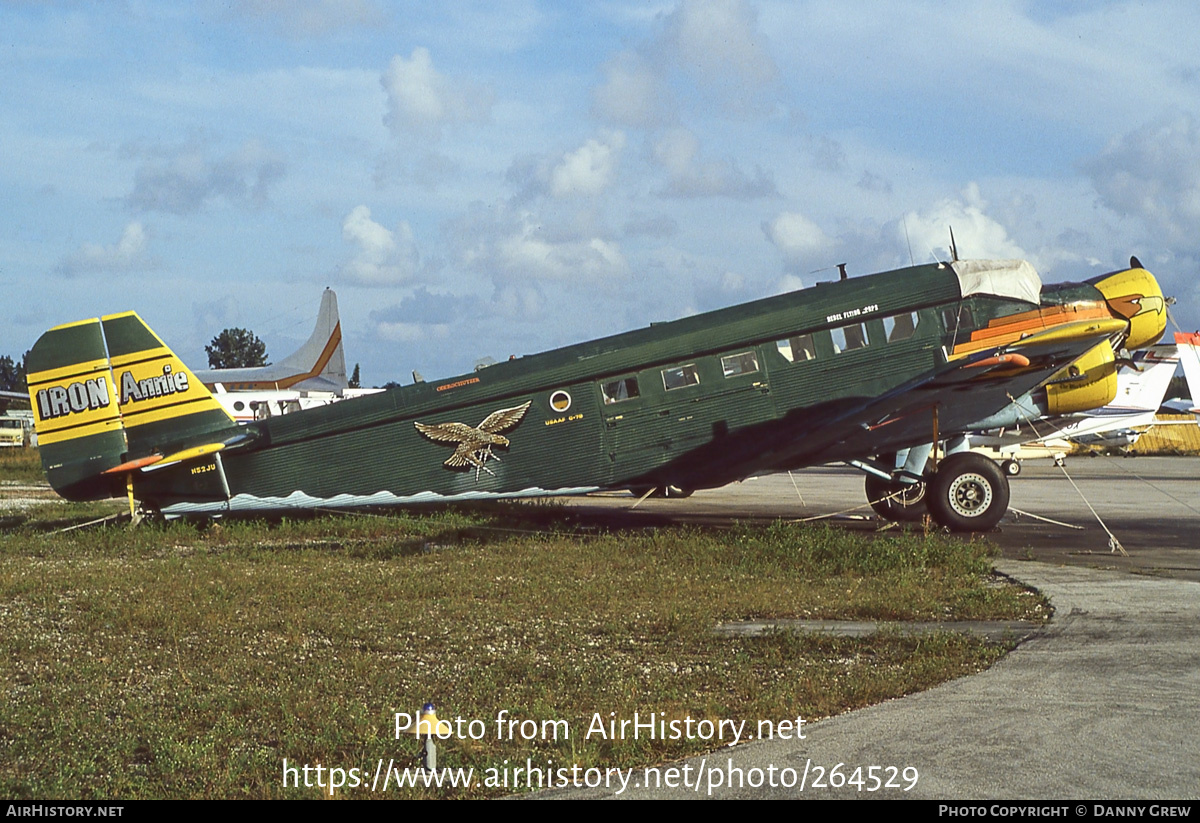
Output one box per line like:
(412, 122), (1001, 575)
(1109, 293), (1165, 320)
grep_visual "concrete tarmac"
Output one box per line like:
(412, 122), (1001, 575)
(542, 561), (1200, 799)
(560, 456), (1200, 580)
(540, 457), (1200, 799)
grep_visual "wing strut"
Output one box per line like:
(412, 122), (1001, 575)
(930, 404), (940, 472)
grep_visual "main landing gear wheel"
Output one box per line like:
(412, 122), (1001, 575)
(864, 474), (927, 522)
(1001, 459), (1021, 477)
(927, 453), (1010, 532)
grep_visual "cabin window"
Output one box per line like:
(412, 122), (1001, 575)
(550, 390), (572, 412)
(776, 334), (816, 363)
(662, 364), (700, 391)
(233, 401), (245, 412)
(884, 311), (919, 343)
(601, 377), (640, 404)
(721, 351), (759, 377)
(832, 323), (869, 354)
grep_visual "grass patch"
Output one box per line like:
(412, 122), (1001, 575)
(0, 448), (45, 486)
(0, 493), (1046, 798)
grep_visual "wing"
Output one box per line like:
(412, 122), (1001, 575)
(782, 323), (1127, 466)
(477, 401), (532, 434)
(677, 323), (1128, 491)
(414, 421), (476, 444)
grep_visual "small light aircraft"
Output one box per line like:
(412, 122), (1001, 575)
(965, 344), (1180, 474)
(24, 257), (1166, 531)
(213, 387), (382, 424)
(196, 287), (347, 393)
(201, 288), (375, 423)
(1174, 332), (1200, 421)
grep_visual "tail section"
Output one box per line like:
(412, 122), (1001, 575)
(26, 312), (234, 500)
(1176, 333), (1200, 414)
(1111, 345), (1179, 413)
(274, 288), (346, 391)
(194, 288), (346, 392)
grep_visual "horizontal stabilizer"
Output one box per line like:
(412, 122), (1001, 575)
(146, 442), (227, 472)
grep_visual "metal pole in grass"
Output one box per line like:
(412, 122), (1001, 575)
(406, 702), (452, 771)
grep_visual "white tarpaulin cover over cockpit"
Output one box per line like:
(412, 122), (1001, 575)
(950, 259), (1042, 305)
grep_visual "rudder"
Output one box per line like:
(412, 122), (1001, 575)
(26, 318), (128, 500)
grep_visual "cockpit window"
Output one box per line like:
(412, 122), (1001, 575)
(942, 305), (973, 332)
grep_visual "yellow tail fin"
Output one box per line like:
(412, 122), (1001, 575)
(26, 312), (234, 500)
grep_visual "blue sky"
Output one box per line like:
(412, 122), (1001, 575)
(4, 0), (1200, 385)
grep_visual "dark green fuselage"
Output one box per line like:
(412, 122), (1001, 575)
(139, 262), (1104, 516)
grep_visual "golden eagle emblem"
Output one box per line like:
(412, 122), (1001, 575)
(414, 401), (532, 480)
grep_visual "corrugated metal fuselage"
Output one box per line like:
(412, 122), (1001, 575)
(135, 263), (1120, 515)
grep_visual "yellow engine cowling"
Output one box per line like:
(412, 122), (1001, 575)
(1043, 340), (1119, 415)
(1091, 266), (1167, 350)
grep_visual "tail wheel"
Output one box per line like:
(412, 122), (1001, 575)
(1001, 459), (1021, 476)
(928, 453), (1010, 532)
(864, 474), (927, 522)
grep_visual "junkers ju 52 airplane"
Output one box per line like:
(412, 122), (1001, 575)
(25, 257), (1165, 531)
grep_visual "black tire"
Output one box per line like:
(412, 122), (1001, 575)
(864, 474), (927, 522)
(927, 453), (1010, 532)
(1001, 459), (1021, 477)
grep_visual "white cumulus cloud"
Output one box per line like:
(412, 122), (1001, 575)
(339, 205), (420, 286)
(550, 133), (625, 198)
(382, 47), (492, 140)
(591, 0), (780, 128)
(901, 184), (1028, 263)
(58, 222), (154, 277)
(499, 227), (628, 281)
(763, 212), (831, 261)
